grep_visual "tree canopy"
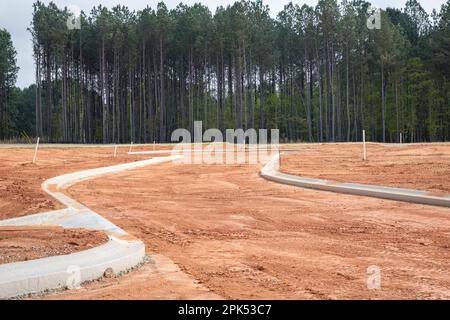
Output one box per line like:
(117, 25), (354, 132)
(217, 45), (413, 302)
(0, 29), (19, 140)
(3, 0), (450, 143)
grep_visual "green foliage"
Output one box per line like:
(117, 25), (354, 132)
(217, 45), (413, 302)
(0, 29), (20, 139)
(10, 86), (36, 137)
(2, 0), (448, 143)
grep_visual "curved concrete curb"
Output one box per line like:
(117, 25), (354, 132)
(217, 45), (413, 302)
(260, 153), (450, 208)
(0, 239), (144, 299)
(0, 155), (182, 299)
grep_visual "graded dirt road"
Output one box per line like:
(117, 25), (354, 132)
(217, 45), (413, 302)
(0, 146), (157, 220)
(49, 150), (450, 299)
(1, 144), (450, 299)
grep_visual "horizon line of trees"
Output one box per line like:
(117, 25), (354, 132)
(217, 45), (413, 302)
(1, 0), (449, 143)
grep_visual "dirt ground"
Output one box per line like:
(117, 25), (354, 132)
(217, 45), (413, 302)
(1, 143), (450, 299)
(0, 226), (108, 264)
(51, 152), (450, 299)
(281, 143), (450, 194)
(0, 145), (164, 220)
(0, 145), (160, 265)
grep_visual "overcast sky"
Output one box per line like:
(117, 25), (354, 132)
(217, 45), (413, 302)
(0, 0), (446, 88)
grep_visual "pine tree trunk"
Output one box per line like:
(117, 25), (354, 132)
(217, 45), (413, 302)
(160, 36), (165, 143)
(259, 64), (265, 129)
(101, 39), (108, 144)
(381, 62), (386, 143)
(346, 48), (351, 142)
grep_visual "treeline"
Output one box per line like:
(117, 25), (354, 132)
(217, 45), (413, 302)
(24, 0), (450, 143)
(0, 29), (35, 142)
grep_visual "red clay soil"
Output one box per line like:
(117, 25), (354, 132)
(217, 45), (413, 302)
(43, 157), (450, 299)
(40, 254), (221, 300)
(280, 143), (450, 194)
(0, 226), (108, 264)
(1, 144), (450, 299)
(0, 146), (159, 220)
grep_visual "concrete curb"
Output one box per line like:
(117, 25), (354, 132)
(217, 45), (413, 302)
(0, 155), (182, 299)
(0, 238), (144, 299)
(260, 153), (450, 208)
